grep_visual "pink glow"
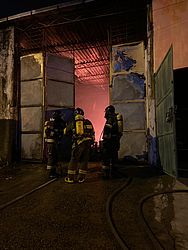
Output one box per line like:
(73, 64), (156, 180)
(75, 83), (109, 143)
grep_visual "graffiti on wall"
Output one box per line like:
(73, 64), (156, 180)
(112, 47), (136, 73)
(111, 42), (146, 158)
(112, 43), (146, 97)
(126, 72), (146, 97)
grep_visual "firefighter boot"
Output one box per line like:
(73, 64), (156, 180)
(101, 165), (110, 179)
(77, 169), (87, 183)
(65, 169), (76, 183)
(49, 167), (58, 178)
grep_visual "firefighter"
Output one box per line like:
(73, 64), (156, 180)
(101, 105), (123, 178)
(44, 110), (66, 178)
(64, 107), (95, 183)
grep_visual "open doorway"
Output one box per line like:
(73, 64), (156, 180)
(174, 67), (188, 177)
(5, 0), (148, 162)
(75, 79), (109, 143)
(19, 40), (146, 163)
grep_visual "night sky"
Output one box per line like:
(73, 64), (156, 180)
(0, 0), (69, 18)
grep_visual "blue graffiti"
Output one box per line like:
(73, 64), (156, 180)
(113, 50), (136, 72)
(126, 72), (145, 96)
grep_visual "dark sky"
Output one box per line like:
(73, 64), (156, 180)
(0, 0), (69, 18)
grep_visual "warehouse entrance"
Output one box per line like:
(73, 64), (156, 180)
(174, 67), (188, 177)
(0, 0), (149, 163)
(19, 40), (146, 162)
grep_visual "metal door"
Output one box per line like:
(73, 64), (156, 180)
(20, 53), (75, 161)
(154, 46), (177, 177)
(20, 53), (44, 161)
(111, 42), (146, 159)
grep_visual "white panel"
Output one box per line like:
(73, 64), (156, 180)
(114, 102), (146, 130)
(46, 68), (74, 83)
(112, 74), (144, 101)
(21, 53), (43, 81)
(112, 42), (145, 74)
(46, 53), (74, 73)
(21, 79), (43, 106)
(119, 132), (146, 158)
(46, 54), (74, 83)
(21, 107), (42, 131)
(21, 134), (42, 159)
(46, 80), (74, 107)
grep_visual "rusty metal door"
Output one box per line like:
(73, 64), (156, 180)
(154, 46), (177, 177)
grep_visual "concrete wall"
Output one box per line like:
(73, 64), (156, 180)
(153, 0), (188, 71)
(0, 27), (17, 165)
(151, 0), (188, 167)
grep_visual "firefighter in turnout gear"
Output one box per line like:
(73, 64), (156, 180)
(44, 110), (66, 178)
(64, 107), (95, 183)
(101, 105), (123, 178)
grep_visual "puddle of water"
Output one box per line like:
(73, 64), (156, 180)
(152, 190), (188, 249)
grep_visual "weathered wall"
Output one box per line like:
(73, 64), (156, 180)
(151, 0), (188, 167)
(146, 3), (159, 167)
(111, 42), (146, 159)
(153, 0), (188, 71)
(0, 27), (17, 165)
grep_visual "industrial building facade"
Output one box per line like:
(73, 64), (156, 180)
(0, 0), (187, 178)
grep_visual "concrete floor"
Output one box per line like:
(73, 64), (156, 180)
(0, 162), (188, 250)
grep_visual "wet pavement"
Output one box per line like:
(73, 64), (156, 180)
(0, 162), (188, 249)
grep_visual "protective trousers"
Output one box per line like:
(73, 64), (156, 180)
(67, 140), (91, 181)
(102, 138), (120, 174)
(46, 142), (58, 176)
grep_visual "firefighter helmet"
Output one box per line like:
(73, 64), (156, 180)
(52, 110), (62, 120)
(105, 105), (115, 118)
(105, 105), (115, 114)
(74, 107), (84, 116)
